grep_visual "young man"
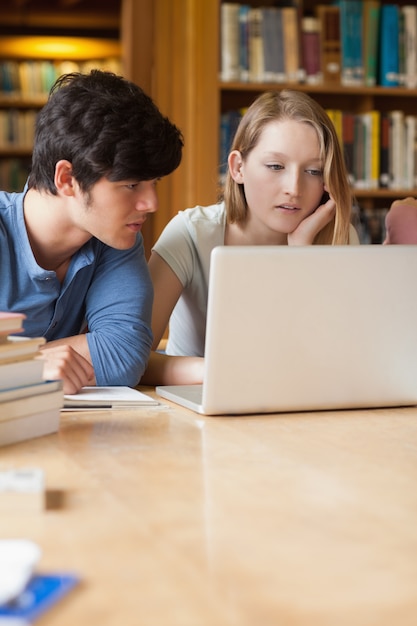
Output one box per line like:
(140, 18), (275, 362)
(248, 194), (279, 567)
(0, 70), (183, 394)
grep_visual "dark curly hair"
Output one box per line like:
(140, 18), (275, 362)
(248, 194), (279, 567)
(28, 69), (183, 194)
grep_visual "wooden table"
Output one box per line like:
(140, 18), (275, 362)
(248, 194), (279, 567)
(1, 390), (417, 626)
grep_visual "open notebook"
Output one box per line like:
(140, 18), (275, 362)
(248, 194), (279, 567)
(156, 245), (417, 415)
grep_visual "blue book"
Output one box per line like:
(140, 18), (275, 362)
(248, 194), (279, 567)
(340, 0), (355, 85)
(0, 573), (79, 623)
(379, 4), (400, 86)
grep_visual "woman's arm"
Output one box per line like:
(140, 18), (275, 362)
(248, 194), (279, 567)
(140, 251), (205, 386)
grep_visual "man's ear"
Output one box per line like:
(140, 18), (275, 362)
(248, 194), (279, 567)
(228, 150), (244, 183)
(54, 160), (75, 196)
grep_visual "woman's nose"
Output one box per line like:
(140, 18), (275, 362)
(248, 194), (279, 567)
(284, 170), (301, 197)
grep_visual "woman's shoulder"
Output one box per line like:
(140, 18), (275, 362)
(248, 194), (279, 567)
(179, 201), (226, 226)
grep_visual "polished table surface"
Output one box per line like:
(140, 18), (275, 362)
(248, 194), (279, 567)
(1, 390), (417, 626)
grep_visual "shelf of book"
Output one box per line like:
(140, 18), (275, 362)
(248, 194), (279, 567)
(215, 0), (417, 242)
(0, 32), (121, 192)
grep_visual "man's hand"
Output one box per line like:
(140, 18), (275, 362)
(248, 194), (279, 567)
(287, 195), (336, 246)
(37, 344), (95, 394)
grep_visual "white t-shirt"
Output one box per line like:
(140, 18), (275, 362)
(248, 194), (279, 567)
(153, 203), (226, 356)
(152, 202), (359, 357)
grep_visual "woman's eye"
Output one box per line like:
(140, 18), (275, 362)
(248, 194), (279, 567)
(267, 164), (283, 171)
(307, 169), (323, 177)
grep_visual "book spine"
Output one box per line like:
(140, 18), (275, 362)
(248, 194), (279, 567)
(402, 5), (417, 89)
(220, 3), (240, 82)
(389, 110), (405, 188)
(369, 109), (381, 190)
(248, 7), (264, 82)
(379, 112), (390, 188)
(301, 17), (322, 84)
(282, 6), (301, 83)
(379, 4), (400, 87)
(342, 111), (355, 186)
(238, 4), (250, 82)
(339, 0), (355, 86)
(316, 5), (341, 84)
(363, 2), (381, 87)
(404, 115), (416, 189)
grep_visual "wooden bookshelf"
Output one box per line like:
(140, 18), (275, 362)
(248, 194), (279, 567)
(0, 1), (122, 197)
(147, 0), (417, 247)
(1, 0), (416, 249)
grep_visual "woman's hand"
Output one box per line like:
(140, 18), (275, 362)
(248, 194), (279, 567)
(288, 195), (336, 246)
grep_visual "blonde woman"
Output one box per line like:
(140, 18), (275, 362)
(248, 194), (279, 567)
(142, 89), (359, 386)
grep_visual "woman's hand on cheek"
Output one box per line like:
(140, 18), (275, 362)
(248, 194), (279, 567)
(287, 196), (336, 246)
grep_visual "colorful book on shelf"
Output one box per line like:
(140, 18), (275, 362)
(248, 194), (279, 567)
(402, 5), (417, 89)
(342, 111), (355, 186)
(248, 7), (264, 82)
(340, 0), (356, 85)
(379, 112), (391, 188)
(316, 5), (341, 84)
(282, 6), (301, 83)
(379, 4), (400, 87)
(389, 110), (405, 188)
(301, 16), (322, 84)
(339, 0), (363, 85)
(220, 3), (240, 82)
(63, 386), (159, 410)
(326, 109), (342, 146)
(353, 115), (366, 189)
(404, 115), (417, 189)
(363, 1), (380, 87)
(261, 7), (285, 83)
(219, 109), (243, 179)
(238, 4), (250, 82)
(369, 109), (381, 190)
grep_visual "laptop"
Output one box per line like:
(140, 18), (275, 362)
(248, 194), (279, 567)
(156, 245), (417, 415)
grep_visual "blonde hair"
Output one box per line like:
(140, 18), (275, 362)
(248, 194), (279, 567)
(223, 90), (353, 244)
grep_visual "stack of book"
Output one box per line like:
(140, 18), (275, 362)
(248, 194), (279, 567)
(0, 312), (63, 447)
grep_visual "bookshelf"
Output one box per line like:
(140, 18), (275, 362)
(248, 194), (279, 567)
(149, 0), (417, 246)
(1, 1), (416, 248)
(0, 0), (122, 192)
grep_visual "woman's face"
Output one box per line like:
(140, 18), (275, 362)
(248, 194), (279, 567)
(229, 119), (326, 236)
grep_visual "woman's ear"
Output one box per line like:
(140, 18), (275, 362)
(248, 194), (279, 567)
(228, 150), (244, 183)
(54, 160), (75, 196)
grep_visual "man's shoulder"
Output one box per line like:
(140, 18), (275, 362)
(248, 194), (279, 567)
(0, 190), (22, 211)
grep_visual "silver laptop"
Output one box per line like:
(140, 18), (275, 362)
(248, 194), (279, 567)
(156, 245), (417, 415)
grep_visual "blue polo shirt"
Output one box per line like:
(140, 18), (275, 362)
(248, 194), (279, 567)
(0, 190), (153, 386)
